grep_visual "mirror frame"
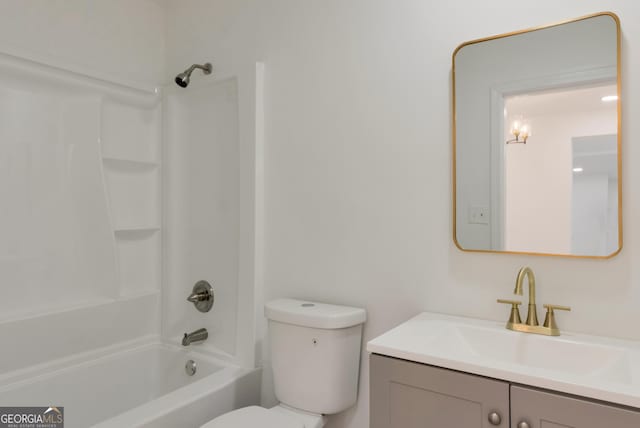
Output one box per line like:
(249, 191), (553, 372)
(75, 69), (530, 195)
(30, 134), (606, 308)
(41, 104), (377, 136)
(452, 12), (622, 259)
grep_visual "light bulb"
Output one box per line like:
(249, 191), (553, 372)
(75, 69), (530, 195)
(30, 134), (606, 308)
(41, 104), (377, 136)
(511, 120), (521, 136)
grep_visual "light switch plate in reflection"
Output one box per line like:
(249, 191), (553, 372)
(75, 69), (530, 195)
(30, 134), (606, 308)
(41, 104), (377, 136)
(469, 206), (490, 225)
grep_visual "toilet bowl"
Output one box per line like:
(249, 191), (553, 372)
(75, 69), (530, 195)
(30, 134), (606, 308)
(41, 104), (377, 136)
(201, 298), (366, 428)
(202, 404), (326, 428)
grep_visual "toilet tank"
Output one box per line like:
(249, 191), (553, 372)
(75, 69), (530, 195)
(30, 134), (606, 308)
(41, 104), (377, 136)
(265, 299), (366, 415)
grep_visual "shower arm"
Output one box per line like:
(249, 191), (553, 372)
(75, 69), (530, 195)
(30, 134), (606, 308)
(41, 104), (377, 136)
(186, 63), (212, 75)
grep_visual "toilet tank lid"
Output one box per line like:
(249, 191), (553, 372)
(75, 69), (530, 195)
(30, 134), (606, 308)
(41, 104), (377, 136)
(265, 299), (366, 329)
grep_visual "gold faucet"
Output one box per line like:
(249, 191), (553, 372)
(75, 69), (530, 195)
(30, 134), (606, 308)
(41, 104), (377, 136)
(497, 266), (571, 336)
(514, 266), (539, 326)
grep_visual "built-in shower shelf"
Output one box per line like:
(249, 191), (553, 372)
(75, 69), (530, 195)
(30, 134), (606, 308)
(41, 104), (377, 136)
(96, 93), (161, 311)
(102, 156), (159, 169)
(114, 226), (161, 235)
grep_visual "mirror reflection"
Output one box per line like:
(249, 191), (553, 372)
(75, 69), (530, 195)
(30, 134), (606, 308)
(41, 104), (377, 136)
(453, 13), (621, 257)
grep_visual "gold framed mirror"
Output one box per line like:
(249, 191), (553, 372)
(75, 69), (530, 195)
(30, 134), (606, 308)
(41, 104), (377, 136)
(452, 12), (621, 258)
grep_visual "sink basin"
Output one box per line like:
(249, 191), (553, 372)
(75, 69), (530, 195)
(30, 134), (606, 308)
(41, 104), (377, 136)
(367, 312), (640, 408)
(439, 322), (628, 376)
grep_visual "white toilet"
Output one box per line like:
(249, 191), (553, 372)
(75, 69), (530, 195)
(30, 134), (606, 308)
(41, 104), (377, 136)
(202, 298), (367, 428)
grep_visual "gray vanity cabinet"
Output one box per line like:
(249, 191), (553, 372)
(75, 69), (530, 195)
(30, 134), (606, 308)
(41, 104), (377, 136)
(511, 385), (640, 428)
(370, 354), (510, 428)
(371, 354), (640, 428)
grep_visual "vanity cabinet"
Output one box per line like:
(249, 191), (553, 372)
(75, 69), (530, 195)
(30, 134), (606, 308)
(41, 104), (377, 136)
(371, 354), (640, 428)
(511, 385), (640, 428)
(370, 354), (510, 428)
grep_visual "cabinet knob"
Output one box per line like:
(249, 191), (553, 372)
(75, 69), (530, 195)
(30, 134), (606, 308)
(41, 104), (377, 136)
(488, 411), (502, 425)
(517, 421), (530, 428)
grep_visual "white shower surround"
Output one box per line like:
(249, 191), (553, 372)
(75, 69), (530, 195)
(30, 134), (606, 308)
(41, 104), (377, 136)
(163, 62), (265, 369)
(0, 42), (264, 426)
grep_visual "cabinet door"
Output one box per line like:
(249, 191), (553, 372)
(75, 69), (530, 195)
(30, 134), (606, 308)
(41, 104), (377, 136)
(511, 385), (640, 428)
(370, 354), (509, 428)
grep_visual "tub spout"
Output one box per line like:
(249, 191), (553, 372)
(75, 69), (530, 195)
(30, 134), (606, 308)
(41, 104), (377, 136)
(182, 328), (208, 346)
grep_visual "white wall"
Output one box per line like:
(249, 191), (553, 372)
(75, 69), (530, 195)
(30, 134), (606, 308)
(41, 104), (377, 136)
(165, 2), (640, 428)
(0, 0), (165, 86)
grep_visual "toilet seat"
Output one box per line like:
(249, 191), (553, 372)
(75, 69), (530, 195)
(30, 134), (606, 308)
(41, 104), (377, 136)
(201, 406), (304, 428)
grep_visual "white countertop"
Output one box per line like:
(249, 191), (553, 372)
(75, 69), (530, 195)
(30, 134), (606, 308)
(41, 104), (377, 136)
(367, 312), (640, 408)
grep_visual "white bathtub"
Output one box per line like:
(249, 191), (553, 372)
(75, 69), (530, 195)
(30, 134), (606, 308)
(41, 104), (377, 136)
(0, 339), (261, 428)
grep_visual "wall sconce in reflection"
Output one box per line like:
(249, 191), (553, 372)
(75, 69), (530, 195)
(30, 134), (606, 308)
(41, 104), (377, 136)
(506, 119), (531, 144)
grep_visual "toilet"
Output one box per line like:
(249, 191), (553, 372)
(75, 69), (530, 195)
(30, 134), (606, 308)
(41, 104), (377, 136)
(202, 298), (367, 428)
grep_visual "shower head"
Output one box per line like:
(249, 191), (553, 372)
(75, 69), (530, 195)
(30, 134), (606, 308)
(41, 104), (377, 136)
(174, 63), (212, 88)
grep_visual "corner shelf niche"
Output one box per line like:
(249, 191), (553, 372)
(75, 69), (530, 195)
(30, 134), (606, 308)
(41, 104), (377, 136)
(101, 97), (162, 298)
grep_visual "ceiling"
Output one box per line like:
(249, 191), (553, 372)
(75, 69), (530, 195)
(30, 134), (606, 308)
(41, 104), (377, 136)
(505, 83), (618, 118)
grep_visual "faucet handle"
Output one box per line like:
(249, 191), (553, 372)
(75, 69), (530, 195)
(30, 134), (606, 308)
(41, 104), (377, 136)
(543, 304), (571, 312)
(497, 299), (522, 306)
(497, 299), (523, 325)
(187, 281), (214, 313)
(542, 304), (571, 334)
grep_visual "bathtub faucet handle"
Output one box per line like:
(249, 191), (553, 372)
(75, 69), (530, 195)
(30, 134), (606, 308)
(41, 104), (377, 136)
(187, 292), (208, 303)
(187, 280), (214, 313)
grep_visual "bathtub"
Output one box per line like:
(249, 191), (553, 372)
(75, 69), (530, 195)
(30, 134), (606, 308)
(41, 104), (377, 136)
(0, 339), (261, 428)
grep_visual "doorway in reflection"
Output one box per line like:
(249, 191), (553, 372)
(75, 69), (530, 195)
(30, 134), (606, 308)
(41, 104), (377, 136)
(502, 83), (618, 256)
(571, 134), (618, 255)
